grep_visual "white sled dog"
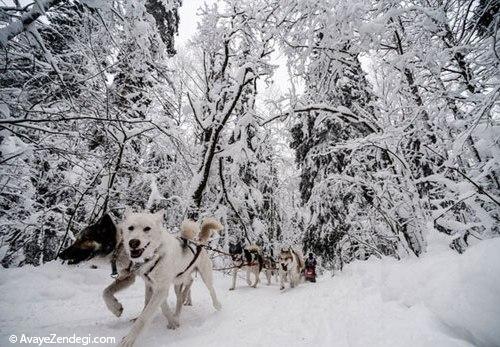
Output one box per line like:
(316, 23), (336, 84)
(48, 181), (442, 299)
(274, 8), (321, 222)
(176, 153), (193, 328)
(112, 210), (222, 347)
(278, 247), (305, 290)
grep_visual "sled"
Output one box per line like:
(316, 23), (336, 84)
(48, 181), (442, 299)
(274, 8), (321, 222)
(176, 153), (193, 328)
(304, 266), (316, 283)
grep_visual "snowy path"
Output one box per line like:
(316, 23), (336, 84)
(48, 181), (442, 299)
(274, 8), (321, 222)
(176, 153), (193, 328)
(1, 237), (499, 347)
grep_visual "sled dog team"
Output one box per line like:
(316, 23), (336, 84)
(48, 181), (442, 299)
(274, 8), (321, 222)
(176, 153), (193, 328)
(59, 210), (306, 347)
(228, 240), (305, 291)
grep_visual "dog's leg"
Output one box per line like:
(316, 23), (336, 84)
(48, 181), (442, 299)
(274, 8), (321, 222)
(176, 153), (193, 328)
(182, 277), (194, 306)
(174, 284), (183, 316)
(161, 301), (178, 330)
(265, 270), (271, 285)
(198, 262), (222, 310)
(129, 282), (154, 323)
(183, 288), (192, 306)
(145, 283), (152, 307)
(290, 271), (297, 288)
(229, 268), (238, 290)
(120, 285), (168, 347)
(170, 284), (184, 329)
(103, 273), (135, 317)
(279, 269), (285, 290)
(246, 268), (252, 286)
(160, 288), (179, 330)
(252, 267), (260, 288)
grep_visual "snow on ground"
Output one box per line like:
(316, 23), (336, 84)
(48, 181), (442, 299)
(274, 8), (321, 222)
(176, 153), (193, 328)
(1, 236), (499, 347)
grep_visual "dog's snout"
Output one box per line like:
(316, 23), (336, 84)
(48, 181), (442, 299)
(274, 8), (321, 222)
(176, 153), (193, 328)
(129, 239), (141, 249)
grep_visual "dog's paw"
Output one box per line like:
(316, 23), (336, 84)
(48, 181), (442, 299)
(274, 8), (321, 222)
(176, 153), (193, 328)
(213, 301), (222, 311)
(229, 287), (235, 291)
(280, 286), (285, 290)
(119, 335), (136, 347)
(167, 319), (180, 330)
(108, 302), (123, 318)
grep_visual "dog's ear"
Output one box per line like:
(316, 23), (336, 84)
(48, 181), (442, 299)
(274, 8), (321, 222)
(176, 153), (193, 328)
(153, 209), (165, 222)
(123, 207), (133, 219)
(99, 213), (115, 230)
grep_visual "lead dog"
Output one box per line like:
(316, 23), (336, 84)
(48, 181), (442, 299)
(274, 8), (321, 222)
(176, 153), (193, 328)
(278, 247), (304, 290)
(58, 213), (194, 310)
(107, 210), (222, 347)
(58, 214), (153, 305)
(228, 242), (263, 290)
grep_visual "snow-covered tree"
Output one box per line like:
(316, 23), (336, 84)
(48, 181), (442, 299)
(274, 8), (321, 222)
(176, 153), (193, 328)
(0, 0), (184, 266)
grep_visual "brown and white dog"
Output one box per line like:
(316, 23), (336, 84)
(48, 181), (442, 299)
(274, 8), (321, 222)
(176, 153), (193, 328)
(228, 242), (263, 290)
(114, 210), (223, 347)
(278, 247), (305, 290)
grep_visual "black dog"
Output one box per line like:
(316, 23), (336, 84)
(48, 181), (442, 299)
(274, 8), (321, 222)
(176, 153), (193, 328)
(228, 241), (263, 290)
(59, 214), (118, 265)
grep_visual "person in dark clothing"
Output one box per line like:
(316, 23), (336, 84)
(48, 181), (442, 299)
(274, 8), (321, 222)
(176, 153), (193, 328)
(304, 253), (317, 282)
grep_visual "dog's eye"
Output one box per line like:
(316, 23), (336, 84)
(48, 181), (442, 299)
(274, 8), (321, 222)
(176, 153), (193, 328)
(144, 226), (151, 232)
(128, 226), (134, 231)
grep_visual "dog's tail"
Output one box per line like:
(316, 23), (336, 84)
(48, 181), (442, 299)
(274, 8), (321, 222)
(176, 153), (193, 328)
(292, 248), (305, 271)
(180, 220), (199, 240)
(198, 218), (223, 243)
(246, 244), (261, 253)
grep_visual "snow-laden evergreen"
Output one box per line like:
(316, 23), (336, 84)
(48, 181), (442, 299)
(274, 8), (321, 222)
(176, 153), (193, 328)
(0, 0), (499, 345)
(0, 0), (498, 296)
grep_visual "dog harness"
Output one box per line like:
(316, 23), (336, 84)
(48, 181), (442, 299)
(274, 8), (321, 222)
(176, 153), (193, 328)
(229, 249), (262, 269)
(110, 241), (123, 277)
(126, 243), (159, 275)
(175, 237), (203, 278)
(121, 238), (204, 280)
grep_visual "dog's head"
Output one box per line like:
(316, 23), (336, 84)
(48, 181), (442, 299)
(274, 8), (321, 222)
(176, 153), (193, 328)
(228, 241), (244, 261)
(279, 247), (293, 271)
(59, 214), (117, 265)
(263, 245), (274, 258)
(263, 256), (276, 268)
(120, 209), (164, 262)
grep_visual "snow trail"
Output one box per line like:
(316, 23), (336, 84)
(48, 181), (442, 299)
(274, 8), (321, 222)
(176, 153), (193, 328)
(1, 237), (499, 347)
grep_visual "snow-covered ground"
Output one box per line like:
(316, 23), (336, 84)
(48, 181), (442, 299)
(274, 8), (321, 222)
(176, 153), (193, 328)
(1, 236), (499, 347)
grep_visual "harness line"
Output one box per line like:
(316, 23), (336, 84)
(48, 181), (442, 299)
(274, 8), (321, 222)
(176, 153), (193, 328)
(109, 237), (272, 277)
